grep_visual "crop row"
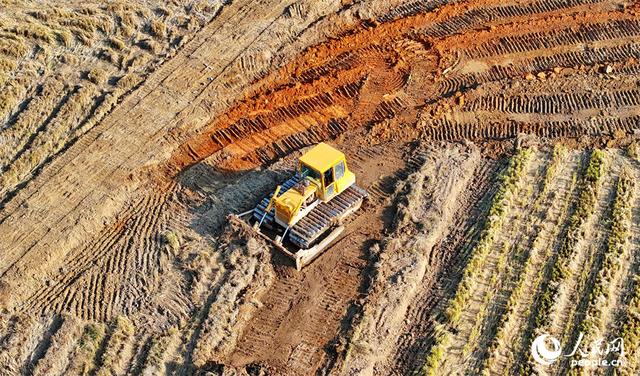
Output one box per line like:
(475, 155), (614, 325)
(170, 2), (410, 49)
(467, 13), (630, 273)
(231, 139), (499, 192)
(139, 327), (178, 375)
(420, 148), (532, 375)
(461, 241), (509, 359)
(513, 170), (579, 374)
(481, 145), (567, 374)
(619, 269), (640, 374)
(67, 323), (107, 375)
(615, 151), (640, 375)
(579, 173), (634, 339)
(95, 316), (135, 376)
(561, 170), (634, 376)
(445, 148), (532, 323)
(520, 150), (606, 373)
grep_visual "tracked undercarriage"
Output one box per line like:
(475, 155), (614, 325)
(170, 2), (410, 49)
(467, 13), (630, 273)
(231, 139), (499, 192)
(231, 175), (368, 270)
(254, 175), (368, 245)
(231, 143), (368, 269)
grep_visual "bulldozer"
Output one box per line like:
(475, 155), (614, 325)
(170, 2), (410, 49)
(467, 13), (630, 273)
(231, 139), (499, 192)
(231, 142), (368, 270)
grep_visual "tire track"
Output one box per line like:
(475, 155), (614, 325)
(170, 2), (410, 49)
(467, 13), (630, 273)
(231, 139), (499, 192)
(20, 185), (174, 321)
(463, 18), (640, 59)
(437, 42), (640, 98)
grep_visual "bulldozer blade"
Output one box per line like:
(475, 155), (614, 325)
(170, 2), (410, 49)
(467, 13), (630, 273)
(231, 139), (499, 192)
(228, 214), (297, 259)
(228, 214), (345, 270)
(294, 225), (344, 270)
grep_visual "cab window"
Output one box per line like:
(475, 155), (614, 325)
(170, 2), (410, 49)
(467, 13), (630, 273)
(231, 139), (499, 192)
(334, 161), (345, 180)
(301, 164), (321, 181)
(324, 167), (334, 186)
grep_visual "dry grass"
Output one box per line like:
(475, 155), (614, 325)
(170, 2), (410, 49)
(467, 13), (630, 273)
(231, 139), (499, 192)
(0, 82), (27, 123)
(137, 38), (159, 53)
(66, 323), (107, 375)
(87, 68), (108, 85)
(0, 316), (40, 373)
(11, 22), (56, 43)
(126, 52), (152, 70)
(0, 0), (223, 201)
(0, 36), (29, 58)
(0, 83), (98, 196)
(95, 316), (135, 376)
(191, 0), (223, 14)
(115, 72), (142, 91)
(55, 28), (74, 47)
(140, 327), (178, 375)
(192, 228), (274, 367)
(108, 36), (126, 50)
(32, 315), (84, 376)
(163, 231), (181, 252)
(628, 141), (640, 162)
(149, 18), (166, 39)
(0, 69), (143, 194)
(0, 62), (142, 198)
(0, 57), (16, 73)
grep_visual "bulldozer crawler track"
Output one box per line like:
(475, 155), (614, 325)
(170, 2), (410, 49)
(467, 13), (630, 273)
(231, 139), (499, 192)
(289, 185), (368, 249)
(252, 177), (368, 251)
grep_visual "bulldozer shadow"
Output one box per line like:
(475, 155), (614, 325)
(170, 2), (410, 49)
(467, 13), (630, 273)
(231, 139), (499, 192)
(178, 161), (292, 233)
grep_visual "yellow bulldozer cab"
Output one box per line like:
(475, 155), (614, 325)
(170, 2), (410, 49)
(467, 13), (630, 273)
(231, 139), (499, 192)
(299, 142), (345, 173)
(298, 142), (355, 201)
(273, 143), (356, 226)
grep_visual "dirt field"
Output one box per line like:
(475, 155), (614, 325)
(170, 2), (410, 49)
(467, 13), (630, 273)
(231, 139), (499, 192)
(2, 0), (640, 375)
